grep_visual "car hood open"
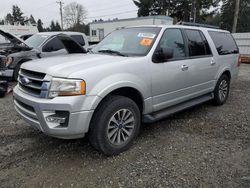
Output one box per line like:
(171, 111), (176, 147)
(0, 29), (30, 49)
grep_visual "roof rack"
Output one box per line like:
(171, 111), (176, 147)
(176, 22), (220, 29)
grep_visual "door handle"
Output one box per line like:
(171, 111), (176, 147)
(211, 60), (216, 66)
(181, 65), (189, 71)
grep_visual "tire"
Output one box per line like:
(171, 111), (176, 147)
(13, 63), (21, 81)
(88, 96), (141, 156)
(213, 74), (230, 106)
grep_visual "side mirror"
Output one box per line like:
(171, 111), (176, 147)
(153, 47), (174, 63)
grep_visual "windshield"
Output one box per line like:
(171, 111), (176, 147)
(0, 35), (11, 46)
(92, 27), (161, 57)
(25, 34), (50, 48)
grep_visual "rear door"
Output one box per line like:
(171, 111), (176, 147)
(182, 29), (217, 93)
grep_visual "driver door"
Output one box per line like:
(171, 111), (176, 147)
(151, 28), (193, 112)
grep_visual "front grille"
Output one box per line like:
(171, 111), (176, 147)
(18, 69), (48, 98)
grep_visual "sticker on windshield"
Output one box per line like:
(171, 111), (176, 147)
(140, 38), (153, 46)
(137, 33), (156, 39)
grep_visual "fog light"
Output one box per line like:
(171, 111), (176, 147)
(43, 111), (69, 128)
(46, 115), (66, 124)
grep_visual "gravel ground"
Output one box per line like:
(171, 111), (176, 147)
(0, 65), (250, 188)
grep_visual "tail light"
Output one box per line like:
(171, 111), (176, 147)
(237, 55), (241, 67)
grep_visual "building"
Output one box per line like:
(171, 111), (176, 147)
(233, 33), (250, 63)
(89, 15), (173, 43)
(0, 23), (38, 36)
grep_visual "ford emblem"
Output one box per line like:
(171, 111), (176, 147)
(20, 76), (31, 85)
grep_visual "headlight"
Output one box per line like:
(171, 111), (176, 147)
(48, 78), (86, 98)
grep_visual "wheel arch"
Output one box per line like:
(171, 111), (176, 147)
(216, 68), (232, 81)
(95, 86), (145, 114)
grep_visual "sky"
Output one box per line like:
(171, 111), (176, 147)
(0, 0), (138, 27)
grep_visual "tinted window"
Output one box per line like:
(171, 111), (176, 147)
(209, 31), (239, 55)
(42, 37), (65, 52)
(200, 32), (212, 55)
(185, 29), (208, 56)
(159, 29), (186, 59)
(70, 35), (85, 46)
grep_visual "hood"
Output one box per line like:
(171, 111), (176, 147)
(0, 29), (30, 49)
(21, 54), (133, 77)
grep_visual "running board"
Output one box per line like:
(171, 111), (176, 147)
(143, 93), (214, 123)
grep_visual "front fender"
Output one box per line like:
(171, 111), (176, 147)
(88, 73), (149, 99)
(86, 73), (152, 113)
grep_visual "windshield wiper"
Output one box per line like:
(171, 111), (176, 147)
(98, 49), (127, 57)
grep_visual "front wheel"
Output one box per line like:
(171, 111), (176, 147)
(88, 96), (141, 156)
(213, 74), (230, 106)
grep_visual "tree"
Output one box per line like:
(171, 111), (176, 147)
(12, 5), (24, 24)
(133, 0), (153, 16)
(133, 0), (220, 22)
(49, 21), (56, 31)
(29, 15), (36, 25)
(37, 19), (44, 32)
(63, 2), (87, 28)
(67, 22), (89, 33)
(5, 13), (14, 25)
(221, 0), (250, 32)
(55, 21), (62, 31)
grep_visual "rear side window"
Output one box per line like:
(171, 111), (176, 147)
(70, 35), (85, 46)
(185, 29), (211, 57)
(208, 31), (239, 55)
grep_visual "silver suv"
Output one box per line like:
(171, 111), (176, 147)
(13, 25), (241, 155)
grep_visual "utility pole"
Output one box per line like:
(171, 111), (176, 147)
(193, 0), (196, 23)
(232, 0), (240, 33)
(56, 1), (64, 30)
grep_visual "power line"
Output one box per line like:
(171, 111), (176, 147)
(56, 1), (64, 30)
(43, 9), (138, 25)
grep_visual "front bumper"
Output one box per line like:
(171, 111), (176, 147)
(13, 86), (101, 139)
(0, 69), (14, 78)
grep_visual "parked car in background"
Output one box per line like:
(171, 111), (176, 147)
(13, 25), (240, 155)
(0, 30), (88, 80)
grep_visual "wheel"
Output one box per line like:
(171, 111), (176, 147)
(88, 96), (141, 156)
(13, 63), (21, 81)
(213, 74), (230, 106)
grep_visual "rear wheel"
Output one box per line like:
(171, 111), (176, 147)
(213, 74), (230, 106)
(88, 96), (141, 156)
